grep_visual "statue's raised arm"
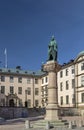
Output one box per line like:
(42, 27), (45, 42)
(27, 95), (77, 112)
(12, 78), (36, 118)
(48, 36), (57, 61)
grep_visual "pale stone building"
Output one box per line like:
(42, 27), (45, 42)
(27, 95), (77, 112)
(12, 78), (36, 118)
(58, 61), (75, 108)
(0, 38), (84, 114)
(58, 51), (84, 114)
(0, 67), (46, 108)
(75, 51), (84, 110)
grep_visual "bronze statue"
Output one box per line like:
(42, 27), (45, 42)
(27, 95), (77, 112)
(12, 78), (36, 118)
(48, 36), (57, 61)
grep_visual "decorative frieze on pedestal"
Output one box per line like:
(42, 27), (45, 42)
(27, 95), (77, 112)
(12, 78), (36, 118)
(43, 61), (61, 72)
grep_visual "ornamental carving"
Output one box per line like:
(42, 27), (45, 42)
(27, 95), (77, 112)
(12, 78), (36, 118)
(43, 61), (61, 72)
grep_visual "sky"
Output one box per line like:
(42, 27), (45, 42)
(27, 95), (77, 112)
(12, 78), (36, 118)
(0, 0), (84, 71)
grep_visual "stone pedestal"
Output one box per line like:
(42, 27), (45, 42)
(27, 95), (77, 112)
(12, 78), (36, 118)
(43, 61), (61, 121)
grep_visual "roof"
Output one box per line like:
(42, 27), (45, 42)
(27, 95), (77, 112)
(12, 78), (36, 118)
(0, 68), (46, 77)
(61, 59), (74, 69)
(77, 51), (84, 57)
(75, 51), (84, 62)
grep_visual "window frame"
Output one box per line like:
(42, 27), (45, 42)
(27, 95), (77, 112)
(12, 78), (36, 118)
(18, 87), (22, 94)
(1, 86), (5, 94)
(10, 76), (14, 83)
(10, 86), (14, 94)
(27, 87), (31, 95)
(81, 62), (84, 70)
(1, 76), (5, 82)
(66, 95), (69, 104)
(66, 80), (69, 90)
(81, 76), (84, 86)
(18, 77), (22, 83)
(35, 88), (39, 95)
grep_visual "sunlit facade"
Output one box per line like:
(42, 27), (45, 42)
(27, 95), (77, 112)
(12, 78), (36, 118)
(0, 51), (84, 111)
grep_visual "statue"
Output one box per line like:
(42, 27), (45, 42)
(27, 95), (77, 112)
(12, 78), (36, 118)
(48, 36), (57, 61)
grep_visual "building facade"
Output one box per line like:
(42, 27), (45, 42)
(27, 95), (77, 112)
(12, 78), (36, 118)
(58, 51), (84, 112)
(0, 38), (84, 114)
(0, 68), (45, 108)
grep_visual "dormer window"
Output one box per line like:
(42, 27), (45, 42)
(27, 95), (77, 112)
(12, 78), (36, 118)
(18, 77), (22, 83)
(10, 76), (14, 83)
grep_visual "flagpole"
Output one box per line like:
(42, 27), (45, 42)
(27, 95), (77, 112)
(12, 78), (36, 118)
(4, 48), (7, 68)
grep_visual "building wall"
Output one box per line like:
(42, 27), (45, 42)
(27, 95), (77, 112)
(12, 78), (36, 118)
(58, 64), (75, 107)
(1, 52), (84, 109)
(75, 56), (84, 109)
(41, 76), (49, 107)
(0, 73), (42, 108)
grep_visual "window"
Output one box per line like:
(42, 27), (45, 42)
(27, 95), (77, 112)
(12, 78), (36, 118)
(60, 71), (63, 78)
(27, 87), (31, 95)
(45, 77), (48, 83)
(1, 86), (5, 94)
(10, 86), (14, 94)
(35, 78), (38, 84)
(66, 95), (69, 104)
(35, 100), (39, 107)
(81, 93), (84, 103)
(10, 76), (14, 83)
(72, 79), (75, 88)
(81, 76), (84, 86)
(66, 69), (68, 76)
(44, 90), (48, 96)
(81, 62), (84, 70)
(35, 88), (39, 95)
(72, 67), (75, 74)
(66, 81), (69, 90)
(19, 99), (22, 107)
(1, 76), (5, 82)
(18, 77), (22, 83)
(45, 85), (48, 93)
(72, 94), (75, 104)
(42, 78), (44, 84)
(28, 99), (31, 107)
(60, 96), (63, 105)
(27, 78), (31, 84)
(60, 82), (63, 91)
(18, 87), (22, 94)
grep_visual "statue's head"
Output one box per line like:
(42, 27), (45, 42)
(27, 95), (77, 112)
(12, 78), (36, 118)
(51, 35), (55, 41)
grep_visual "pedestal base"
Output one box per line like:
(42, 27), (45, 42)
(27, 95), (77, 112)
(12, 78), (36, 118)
(45, 104), (59, 121)
(33, 119), (68, 128)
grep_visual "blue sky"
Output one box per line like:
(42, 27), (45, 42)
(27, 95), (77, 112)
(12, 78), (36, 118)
(0, 0), (84, 71)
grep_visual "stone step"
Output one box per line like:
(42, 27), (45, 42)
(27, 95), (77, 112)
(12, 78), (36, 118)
(32, 119), (69, 128)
